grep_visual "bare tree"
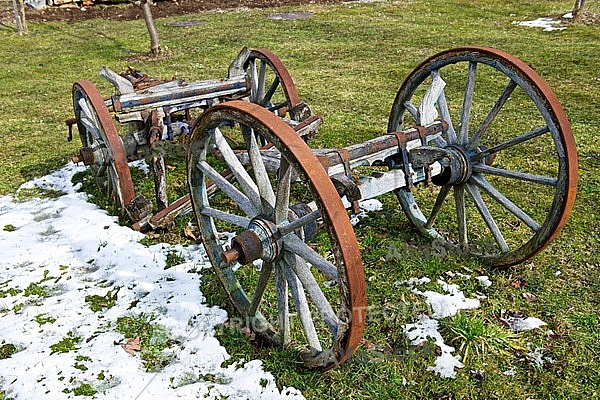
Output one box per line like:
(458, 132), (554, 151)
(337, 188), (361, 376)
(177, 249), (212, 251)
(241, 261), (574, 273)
(136, 0), (161, 54)
(11, 0), (27, 35)
(573, 0), (587, 18)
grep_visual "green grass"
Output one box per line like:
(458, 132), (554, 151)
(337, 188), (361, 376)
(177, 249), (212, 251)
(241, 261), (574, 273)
(0, 344), (18, 360)
(115, 313), (176, 372)
(85, 287), (119, 312)
(1, 0), (599, 398)
(50, 331), (82, 355)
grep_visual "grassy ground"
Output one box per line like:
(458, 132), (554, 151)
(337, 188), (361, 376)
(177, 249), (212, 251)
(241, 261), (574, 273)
(1, 0), (599, 399)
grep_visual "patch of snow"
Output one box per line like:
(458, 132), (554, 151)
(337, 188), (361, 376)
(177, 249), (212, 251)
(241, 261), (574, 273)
(475, 275), (492, 288)
(563, 12), (574, 19)
(400, 275), (490, 378)
(503, 368), (516, 377)
(411, 279), (480, 318)
(454, 272), (472, 280)
(527, 346), (555, 369)
(0, 163), (304, 399)
(129, 159), (150, 175)
(502, 316), (547, 332)
(403, 315), (463, 378)
(350, 199), (383, 226)
(513, 17), (566, 31)
(397, 276), (431, 289)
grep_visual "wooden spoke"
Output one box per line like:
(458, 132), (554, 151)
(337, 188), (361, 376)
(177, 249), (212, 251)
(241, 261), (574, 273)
(403, 100), (420, 123)
(464, 182), (510, 253)
(454, 184), (468, 248)
(261, 77), (280, 107)
(212, 127), (262, 210)
(278, 209), (321, 237)
(283, 262), (323, 352)
(472, 164), (557, 186)
(257, 60), (267, 104)
(472, 125), (550, 161)
(249, 58), (259, 103)
(196, 160), (258, 217)
(274, 263), (290, 346)
(470, 174), (541, 232)
(284, 251), (338, 335)
(245, 127), (276, 208)
(431, 70), (458, 144)
(458, 61), (477, 145)
(275, 157), (292, 225)
(248, 262), (274, 318)
(283, 234), (339, 282)
(425, 184), (451, 229)
(200, 207), (251, 229)
(468, 80), (517, 150)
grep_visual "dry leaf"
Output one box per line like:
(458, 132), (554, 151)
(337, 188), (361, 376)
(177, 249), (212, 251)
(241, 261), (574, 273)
(522, 292), (537, 302)
(241, 327), (256, 341)
(183, 222), (198, 242)
(122, 336), (141, 355)
(400, 293), (408, 305)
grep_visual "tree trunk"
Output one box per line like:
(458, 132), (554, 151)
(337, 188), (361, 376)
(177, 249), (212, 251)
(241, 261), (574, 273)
(140, 0), (161, 54)
(11, 0), (27, 35)
(573, 0), (587, 18)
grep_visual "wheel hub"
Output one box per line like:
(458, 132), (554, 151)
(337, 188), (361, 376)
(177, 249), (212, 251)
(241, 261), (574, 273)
(431, 145), (472, 186)
(221, 203), (318, 265)
(222, 217), (281, 265)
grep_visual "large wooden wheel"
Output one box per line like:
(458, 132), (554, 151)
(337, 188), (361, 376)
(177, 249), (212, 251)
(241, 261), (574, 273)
(187, 101), (366, 369)
(388, 47), (577, 268)
(244, 49), (311, 125)
(72, 80), (135, 209)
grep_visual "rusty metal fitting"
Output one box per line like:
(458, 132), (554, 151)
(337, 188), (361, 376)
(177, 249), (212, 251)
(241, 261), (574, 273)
(72, 147), (97, 166)
(432, 145), (472, 186)
(65, 118), (77, 142)
(223, 230), (264, 265)
(221, 217), (282, 265)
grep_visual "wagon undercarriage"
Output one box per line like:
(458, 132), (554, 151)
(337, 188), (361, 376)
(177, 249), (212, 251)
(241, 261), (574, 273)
(68, 46), (577, 370)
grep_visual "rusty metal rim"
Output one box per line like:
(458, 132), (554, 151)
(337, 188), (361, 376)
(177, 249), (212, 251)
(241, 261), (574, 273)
(187, 101), (366, 370)
(73, 80), (136, 207)
(247, 49), (301, 109)
(388, 46), (578, 268)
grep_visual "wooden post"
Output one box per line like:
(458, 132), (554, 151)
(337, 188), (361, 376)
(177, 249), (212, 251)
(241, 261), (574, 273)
(152, 153), (168, 212)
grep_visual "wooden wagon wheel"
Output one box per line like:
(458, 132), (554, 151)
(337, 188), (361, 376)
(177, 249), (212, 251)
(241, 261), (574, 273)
(72, 80), (135, 209)
(388, 47), (577, 268)
(187, 101), (366, 369)
(244, 49), (311, 124)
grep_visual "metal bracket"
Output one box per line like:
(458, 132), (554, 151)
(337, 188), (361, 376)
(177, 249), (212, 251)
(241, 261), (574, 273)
(329, 148), (361, 213)
(331, 174), (362, 214)
(387, 131), (414, 191)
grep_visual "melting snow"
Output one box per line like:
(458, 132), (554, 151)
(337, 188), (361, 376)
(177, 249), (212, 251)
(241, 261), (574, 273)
(408, 279), (480, 319)
(502, 316), (547, 332)
(403, 315), (464, 378)
(350, 199), (383, 226)
(399, 274), (484, 378)
(475, 275), (492, 288)
(513, 17), (566, 31)
(0, 163), (304, 399)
